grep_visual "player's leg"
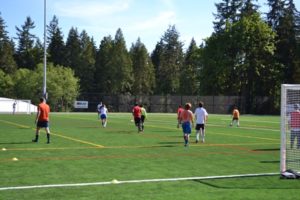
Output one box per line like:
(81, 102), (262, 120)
(296, 131), (300, 149)
(291, 131), (296, 148)
(45, 127), (50, 144)
(136, 118), (142, 132)
(195, 124), (200, 143)
(32, 127), (40, 142)
(141, 116), (145, 131)
(201, 126), (205, 143)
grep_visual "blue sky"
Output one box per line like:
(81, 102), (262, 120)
(1, 0), (299, 52)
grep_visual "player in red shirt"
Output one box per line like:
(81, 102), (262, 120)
(289, 104), (300, 148)
(32, 97), (51, 143)
(132, 103), (142, 132)
(177, 105), (184, 128)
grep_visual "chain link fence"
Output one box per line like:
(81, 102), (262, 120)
(76, 93), (260, 114)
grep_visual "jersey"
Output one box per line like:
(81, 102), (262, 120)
(194, 107), (208, 124)
(290, 111), (300, 130)
(100, 106), (108, 115)
(177, 107), (184, 119)
(132, 106), (141, 118)
(141, 107), (147, 118)
(38, 102), (50, 122)
(232, 109), (240, 119)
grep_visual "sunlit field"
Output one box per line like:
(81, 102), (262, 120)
(0, 112), (300, 200)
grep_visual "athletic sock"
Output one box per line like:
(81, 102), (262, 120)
(47, 133), (50, 143)
(33, 135), (39, 142)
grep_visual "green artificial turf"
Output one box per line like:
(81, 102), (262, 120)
(0, 112), (299, 200)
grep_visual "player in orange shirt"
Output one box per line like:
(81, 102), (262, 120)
(230, 106), (240, 127)
(32, 97), (51, 143)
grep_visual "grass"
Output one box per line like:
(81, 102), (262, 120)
(0, 112), (299, 200)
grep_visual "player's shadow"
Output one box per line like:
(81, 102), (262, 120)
(194, 178), (300, 189)
(0, 141), (33, 145)
(156, 142), (182, 147)
(260, 160), (280, 163)
(252, 148), (280, 151)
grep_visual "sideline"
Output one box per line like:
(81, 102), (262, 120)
(0, 172), (278, 191)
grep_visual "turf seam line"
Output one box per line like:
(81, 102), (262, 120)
(0, 172), (278, 191)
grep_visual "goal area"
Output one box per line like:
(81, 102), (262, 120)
(0, 98), (37, 114)
(281, 84), (300, 176)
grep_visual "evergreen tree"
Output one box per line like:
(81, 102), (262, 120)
(240, 0), (259, 17)
(95, 35), (113, 93)
(153, 25), (184, 94)
(268, 0), (300, 83)
(0, 13), (17, 73)
(108, 28), (133, 94)
(65, 27), (81, 81)
(151, 40), (163, 93)
(15, 16), (37, 69)
(47, 15), (66, 66)
(266, 0), (285, 29)
(213, 0), (243, 32)
(180, 38), (200, 95)
(130, 38), (155, 95)
(78, 30), (96, 92)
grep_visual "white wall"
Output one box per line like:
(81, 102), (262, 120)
(0, 97), (37, 114)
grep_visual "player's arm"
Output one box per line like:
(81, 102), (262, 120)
(35, 107), (40, 124)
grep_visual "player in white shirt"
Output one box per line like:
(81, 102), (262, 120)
(97, 102), (103, 119)
(100, 104), (108, 127)
(194, 101), (208, 143)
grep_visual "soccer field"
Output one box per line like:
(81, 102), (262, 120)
(0, 113), (300, 200)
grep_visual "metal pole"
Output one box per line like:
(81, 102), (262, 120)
(43, 0), (47, 99)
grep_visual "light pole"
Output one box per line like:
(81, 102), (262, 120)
(43, 0), (47, 99)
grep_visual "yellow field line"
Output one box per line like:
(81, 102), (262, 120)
(0, 119), (104, 148)
(51, 132), (104, 148)
(0, 119), (31, 129)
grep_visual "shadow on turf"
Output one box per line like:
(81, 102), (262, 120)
(252, 148), (280, 151)
(0, 141), (33, 145)
(260, 160), (280, 163)
(193, 179), (300, 189)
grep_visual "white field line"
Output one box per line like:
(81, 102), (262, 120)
(0, 172), (278, 191)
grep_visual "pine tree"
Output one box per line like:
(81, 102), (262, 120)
(65, 27), (81, 77)
(78, 30), (96, 92)
(47, 15), (66, 66)
(95, 35), (113, 93)
(267, 0), (300, 83)
(15, 16), (37, 69)
(153, 25), (183, 94)
(213, 0), (243, 32)
(109, 28), (133, 94)
(0, 13), (17, 73)
(266, 0), (285, 29)
(180, 38), (200, 95)
(130, 38), (155, 95)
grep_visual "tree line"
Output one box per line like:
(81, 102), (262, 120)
(0, 0), (299, 113)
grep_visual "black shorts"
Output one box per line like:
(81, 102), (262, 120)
(195, 124), (205, 130)
(134, 117), (141, 125)
(141, 115), (145, 123)
(37, 121), (49, 128)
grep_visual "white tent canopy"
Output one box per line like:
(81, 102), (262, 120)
(0, 97), (37, 114)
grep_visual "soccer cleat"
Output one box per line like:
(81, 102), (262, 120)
(32, 139), (38, 142)
(196, 140), (199, 143)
